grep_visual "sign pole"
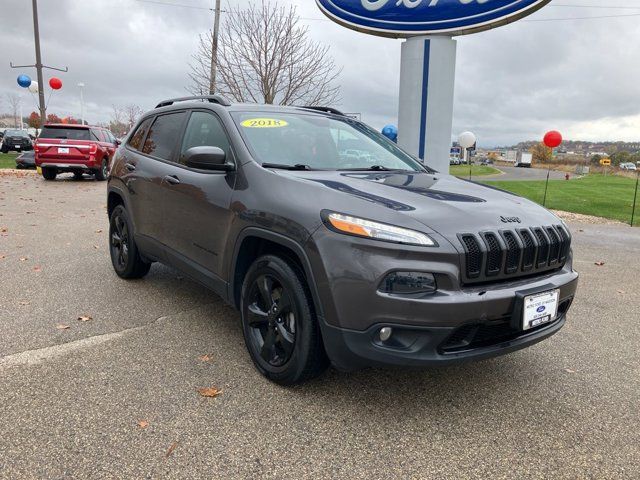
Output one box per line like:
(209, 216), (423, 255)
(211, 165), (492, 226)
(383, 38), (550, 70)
(397, 36), (457, 174)
(631, 170), (639, 227)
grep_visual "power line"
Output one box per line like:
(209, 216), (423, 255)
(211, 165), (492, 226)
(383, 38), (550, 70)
(524, 12), (640, 22)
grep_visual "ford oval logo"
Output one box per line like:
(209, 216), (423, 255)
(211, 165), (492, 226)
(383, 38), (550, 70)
(536, 306), (546, 313)
(316, 0), (551, 37)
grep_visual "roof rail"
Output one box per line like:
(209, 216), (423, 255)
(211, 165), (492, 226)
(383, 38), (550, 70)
(155, 95), (232, 109)
(301, 106), (345, 116)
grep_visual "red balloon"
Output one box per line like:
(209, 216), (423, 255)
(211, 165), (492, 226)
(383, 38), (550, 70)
(543, 130), (562, 148)
(49, 77), (62, 90)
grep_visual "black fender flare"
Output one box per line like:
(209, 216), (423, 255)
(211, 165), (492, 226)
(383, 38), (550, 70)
(229, 227), (325, 321)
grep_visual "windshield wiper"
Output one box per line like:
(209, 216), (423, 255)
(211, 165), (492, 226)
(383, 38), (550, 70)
(262, 163), (314, 171)
(339, 165), (407, 172)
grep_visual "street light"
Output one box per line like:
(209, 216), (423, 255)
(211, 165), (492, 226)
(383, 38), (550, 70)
(77, 82), (85, 125)
(458, 131), (477, 179)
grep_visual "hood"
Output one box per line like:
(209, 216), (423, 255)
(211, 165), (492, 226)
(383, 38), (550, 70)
(279, 170), (560, 237)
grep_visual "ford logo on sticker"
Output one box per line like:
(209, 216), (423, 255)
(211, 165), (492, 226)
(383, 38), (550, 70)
(536, 306), (546, 313)
(316, 0), (551, 37)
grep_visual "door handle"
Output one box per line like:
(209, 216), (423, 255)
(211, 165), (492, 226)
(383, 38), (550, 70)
(163, 175), (180, 185)
(125, 162), (136, 171)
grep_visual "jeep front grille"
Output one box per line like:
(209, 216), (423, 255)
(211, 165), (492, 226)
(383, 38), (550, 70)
(458, 225), (571, 284)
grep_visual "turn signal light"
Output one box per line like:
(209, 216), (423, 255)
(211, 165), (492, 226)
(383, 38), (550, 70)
(324, 212), (436, 247)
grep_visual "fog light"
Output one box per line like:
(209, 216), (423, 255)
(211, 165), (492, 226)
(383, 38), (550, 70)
(379, 271), (436, 296)
(379, 327), (393, 342)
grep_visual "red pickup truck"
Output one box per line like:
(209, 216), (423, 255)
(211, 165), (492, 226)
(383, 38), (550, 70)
(35, 124), (120, 181)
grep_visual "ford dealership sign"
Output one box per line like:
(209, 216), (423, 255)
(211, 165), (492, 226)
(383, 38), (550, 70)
(316, 0), (551, 37)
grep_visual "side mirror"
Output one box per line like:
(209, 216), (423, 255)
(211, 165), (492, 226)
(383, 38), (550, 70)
(183, 146), (233, 171)
(115, 139), (122, 146)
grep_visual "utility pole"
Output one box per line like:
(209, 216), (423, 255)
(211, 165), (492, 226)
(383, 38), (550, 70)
(209, 0), (221, 95)
(32, 0), (46, 126)
(10, 0), (67, 126)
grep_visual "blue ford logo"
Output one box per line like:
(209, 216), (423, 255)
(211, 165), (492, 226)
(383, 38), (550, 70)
(316, 0), (551, 37)
(536, 306), (546, 313)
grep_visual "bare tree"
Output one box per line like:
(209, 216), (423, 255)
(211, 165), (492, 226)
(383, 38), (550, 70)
(123, 104), (143, 128)
(6, 93), (21, 128)
(188, 0), (341, 106)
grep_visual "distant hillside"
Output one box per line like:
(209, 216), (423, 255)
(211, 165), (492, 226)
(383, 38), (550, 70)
(507, 140), (640, 155)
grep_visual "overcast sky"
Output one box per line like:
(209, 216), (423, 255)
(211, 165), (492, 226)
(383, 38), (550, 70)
(2, 0), (640, 146)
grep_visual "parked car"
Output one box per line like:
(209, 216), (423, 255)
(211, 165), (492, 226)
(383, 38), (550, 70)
(449, 157), (460, 165)
(620, 162), (637, 171)
(34, 124), (120, 181)
(107, 95), (578, 385)
(1, 129), (33, 153)
(15, 150), (36, 169)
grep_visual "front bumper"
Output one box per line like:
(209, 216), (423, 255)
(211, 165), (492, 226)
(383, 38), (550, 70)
(307, 227), (579, 370)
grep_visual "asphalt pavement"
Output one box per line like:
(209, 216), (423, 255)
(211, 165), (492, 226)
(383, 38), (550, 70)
(476, 166), (570, 182)
(1, 170), (639, 479)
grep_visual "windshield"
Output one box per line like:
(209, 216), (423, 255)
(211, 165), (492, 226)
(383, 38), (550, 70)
(39, 127), (90, 141)
(5, 129), (27, 137)
(231, 111), (427, 172)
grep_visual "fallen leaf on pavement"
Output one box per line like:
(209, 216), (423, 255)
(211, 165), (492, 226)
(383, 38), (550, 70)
(19, 300), (30, 306)
(564, 368), (576, 374)
(594, 261), (605, 266)
(19, 257), (28, 262)
(77, 315), (93, 322)
(95, 229), (103, 233)
(617, 290), (626, 294)
(197, 387), (223, 398)
(165, 442), (178, 458)
(198, 354), (212, 362)
(56, 324), (70, 330)
(137, 420), (149, 429)
(33, 265), (42, 272)
(93, 245), (100, 250)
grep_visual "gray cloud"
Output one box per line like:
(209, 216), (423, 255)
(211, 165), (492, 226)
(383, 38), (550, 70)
(2, 0), (639, 146)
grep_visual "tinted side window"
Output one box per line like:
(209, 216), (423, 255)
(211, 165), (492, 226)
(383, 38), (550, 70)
(90, 129), (103, 142)
(128, 118), (153, 151)
(143, 112), (188, 161)
(179, 111), (230, 164)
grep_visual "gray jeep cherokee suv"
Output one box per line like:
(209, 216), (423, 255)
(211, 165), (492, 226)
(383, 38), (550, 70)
(107, 95), (579, 384)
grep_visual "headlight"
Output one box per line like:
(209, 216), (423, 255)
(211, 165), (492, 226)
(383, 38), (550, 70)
(323, 212), (436, 247)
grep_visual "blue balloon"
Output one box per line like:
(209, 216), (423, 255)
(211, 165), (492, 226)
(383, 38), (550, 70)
(17, 74), (32, 88)
(382, 124), (398, 143)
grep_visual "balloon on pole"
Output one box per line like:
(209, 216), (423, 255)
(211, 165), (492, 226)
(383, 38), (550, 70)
(543, 130), (563, 149)
(49, 77), (63, 90)
(28, 81), (39, 94)
(17, 75), (32, 88)
(458, 131), (477, 149)
(381, 124), (398, 143)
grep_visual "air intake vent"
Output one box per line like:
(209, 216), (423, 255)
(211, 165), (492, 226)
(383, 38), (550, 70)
(460, 234), (482, 279)
(546, 226), (561, 265)
(502, 231), (521, 274)
(482, 233), (503, 277)
(533, 228), (550, 268)
(518, 229), (536, 272)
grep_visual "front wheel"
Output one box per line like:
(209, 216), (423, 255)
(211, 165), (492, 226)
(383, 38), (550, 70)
(240, 255), (328, 385)
(109, 205), (151, 279)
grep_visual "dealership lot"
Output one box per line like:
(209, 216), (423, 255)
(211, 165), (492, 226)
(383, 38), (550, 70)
(1, 172), (639, 479)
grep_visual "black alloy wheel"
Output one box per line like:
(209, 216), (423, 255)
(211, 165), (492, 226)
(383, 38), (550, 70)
(241, 255), (328, 385)
(246, 273), (297, 367)
(108, 205), (151, 279)
(110, 212), (129, 271)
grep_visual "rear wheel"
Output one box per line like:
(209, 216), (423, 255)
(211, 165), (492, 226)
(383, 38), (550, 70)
(94, 159), (108, 181)
(109, 205), (151, 279)
(42, 168), (57, 181)
(241, 255), (328, 385)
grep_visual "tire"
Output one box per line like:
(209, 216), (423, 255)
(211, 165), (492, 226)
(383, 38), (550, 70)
(73, 171), (84, 180)
(240, 255), (328, 385)
(42, 168), (57, 181)
(109, 205), (151, 279)
(94, 159), (108, 181)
